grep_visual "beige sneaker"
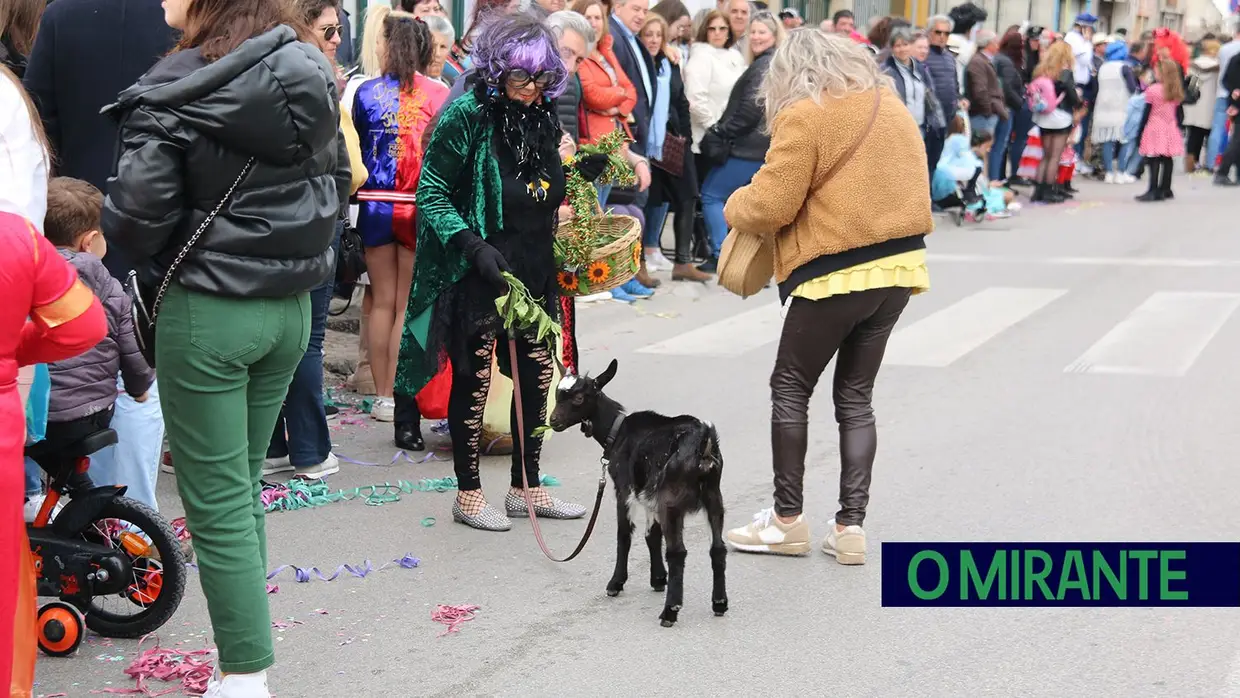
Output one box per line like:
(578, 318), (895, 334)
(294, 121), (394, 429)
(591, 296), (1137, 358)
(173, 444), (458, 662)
(821, 519), (866, 565)
(725, 508), (811, 556)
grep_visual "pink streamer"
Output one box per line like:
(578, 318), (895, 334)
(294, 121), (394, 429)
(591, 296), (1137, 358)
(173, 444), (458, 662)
(431, 604), (481, 637)
(93, 635), (214, 696)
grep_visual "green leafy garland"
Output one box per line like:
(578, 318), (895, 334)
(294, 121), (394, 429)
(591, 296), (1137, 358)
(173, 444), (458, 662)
(494, 272), (564, 439)
(555, 129), (636, 274)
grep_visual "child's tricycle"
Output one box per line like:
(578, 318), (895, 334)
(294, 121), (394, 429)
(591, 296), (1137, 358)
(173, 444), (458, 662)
(25, 428), (186, 656)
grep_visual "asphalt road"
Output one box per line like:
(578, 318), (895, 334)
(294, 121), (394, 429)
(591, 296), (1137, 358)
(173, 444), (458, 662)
(33, 174), (1240, 697)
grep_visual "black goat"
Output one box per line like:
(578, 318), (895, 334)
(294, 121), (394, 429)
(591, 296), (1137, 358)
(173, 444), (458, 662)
(549, 359), (728, 627)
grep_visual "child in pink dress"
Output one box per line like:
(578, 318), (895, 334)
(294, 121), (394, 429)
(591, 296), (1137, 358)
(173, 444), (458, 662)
(1137, 60), (1186, 202)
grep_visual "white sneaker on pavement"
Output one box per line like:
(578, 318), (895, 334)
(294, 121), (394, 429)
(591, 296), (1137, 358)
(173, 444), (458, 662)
(294, 453), (340, 480)
(202, 669), (270, 698)
(724, 507), (811, 556)
(1104, 172), (1117, 184)
(261, 456), (294, 478)
(821, 518), (867, 565)
(371, 397), (395, 422)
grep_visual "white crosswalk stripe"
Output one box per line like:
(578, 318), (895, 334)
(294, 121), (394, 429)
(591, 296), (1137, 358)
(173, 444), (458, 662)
(1064, 292), (1240, 377)
(630, 286), (1240, 377)
(635, 302), (783, 357)
(882, 287), (1067, 367)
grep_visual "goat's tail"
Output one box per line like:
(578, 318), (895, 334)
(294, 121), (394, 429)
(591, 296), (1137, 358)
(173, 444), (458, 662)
(699, 422), (722, 473)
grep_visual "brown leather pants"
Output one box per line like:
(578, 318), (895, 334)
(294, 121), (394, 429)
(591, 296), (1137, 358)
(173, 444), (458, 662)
(770, 287), (911, 526)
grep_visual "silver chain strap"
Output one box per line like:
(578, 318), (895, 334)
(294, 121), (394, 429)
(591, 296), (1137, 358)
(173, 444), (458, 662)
(149, 157), (255, 321)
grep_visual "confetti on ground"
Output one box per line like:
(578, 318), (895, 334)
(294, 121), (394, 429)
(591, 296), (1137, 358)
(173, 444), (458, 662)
(266, 584), (279, 594)
(186, 555), (420, 586)
(94, 635), (214, 696)
(260, 472), (561, 512)
(420, 517), (436, 527)
(432, 604), (481, 637)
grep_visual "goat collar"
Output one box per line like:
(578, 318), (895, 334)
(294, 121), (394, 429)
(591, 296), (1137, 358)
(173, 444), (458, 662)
(588, 409), (627, 460)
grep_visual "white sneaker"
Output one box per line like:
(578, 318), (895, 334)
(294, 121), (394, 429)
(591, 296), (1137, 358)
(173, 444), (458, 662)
(23, 493), (63, 523)
(261, 456), (294, 478)
(203, 669), (270, 698)
(294, 453), (340, 480)
(645, 251), (673, 272)
(371, 397), (395, 422)
(1077, 162), (1094, 175)
(724, 507), (811, 556)
(1120, 173), (1138, 184)
(575, 291), (612, 303)
(821, 519), (867, 565)
(1104, 172), (1117, 184)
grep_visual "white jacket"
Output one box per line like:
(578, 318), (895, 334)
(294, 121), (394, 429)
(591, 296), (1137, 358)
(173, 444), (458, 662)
(683, 43), (746, 153)
(0, 74), (48, 233)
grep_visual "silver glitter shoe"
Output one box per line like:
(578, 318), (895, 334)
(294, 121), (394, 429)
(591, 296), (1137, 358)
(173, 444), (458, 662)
(452, 499), (512, 531)
(504, 491), (588, 520)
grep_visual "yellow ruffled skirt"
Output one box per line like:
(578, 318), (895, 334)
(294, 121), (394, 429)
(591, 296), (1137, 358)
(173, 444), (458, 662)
(789, 249), (930, 301)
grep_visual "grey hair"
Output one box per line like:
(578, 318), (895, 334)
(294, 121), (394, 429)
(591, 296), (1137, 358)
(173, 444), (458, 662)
(547, 9), (596, 52)
(760, 28), (893, 126)
(424, 14), (456, 44)
(888, 24), (915, 47)
(975, 28), (997, 47)
(928, 14), (954, 31)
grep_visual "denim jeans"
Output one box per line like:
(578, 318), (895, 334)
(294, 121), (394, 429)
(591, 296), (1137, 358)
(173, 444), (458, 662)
(700, 157), (763, 257)
(1207, 97), (1229, 169)
(643, 201), (670, 248)
(1125, 142), (1144, 175)
(1074, 106), (1092, 159)
(1100, 140), (1136, 174)
(268, 227), (339, 467)
(1009, 105), (1034, 176)
(969, 114), (999, 140)
(988, 116), (1013, 181)
(89, 376), (164, 510)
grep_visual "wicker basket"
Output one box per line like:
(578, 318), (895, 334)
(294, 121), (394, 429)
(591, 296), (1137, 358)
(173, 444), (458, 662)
(554, 211), (642, 296)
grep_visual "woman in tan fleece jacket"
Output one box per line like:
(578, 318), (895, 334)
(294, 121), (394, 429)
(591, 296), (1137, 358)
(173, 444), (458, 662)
(723, 29), (932, 564)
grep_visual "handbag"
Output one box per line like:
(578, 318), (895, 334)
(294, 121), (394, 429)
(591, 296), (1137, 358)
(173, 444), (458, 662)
(128, 158), (255, 368)
(698, 125), (730, 167)
(718, 89), (882, 299)
(651, 132), (687, 177)
(332, 211), (366, 305)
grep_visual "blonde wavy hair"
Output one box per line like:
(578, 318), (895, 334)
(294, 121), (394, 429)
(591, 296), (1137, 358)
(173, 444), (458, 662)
(1034, 40), (1073, 80)
(760, 28), (893, 124)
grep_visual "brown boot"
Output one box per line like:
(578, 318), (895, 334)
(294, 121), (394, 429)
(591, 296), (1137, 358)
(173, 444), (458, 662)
(636, 259), (661, 289)
(672, 263), (712, 282)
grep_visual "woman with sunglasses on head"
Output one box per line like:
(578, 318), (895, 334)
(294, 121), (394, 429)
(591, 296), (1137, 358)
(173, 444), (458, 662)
(396, 15), (606, 531)
(351, 11), (448, 444)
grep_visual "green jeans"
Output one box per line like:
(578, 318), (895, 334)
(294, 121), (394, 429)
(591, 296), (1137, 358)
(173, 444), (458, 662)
(156, 284), (309, 673)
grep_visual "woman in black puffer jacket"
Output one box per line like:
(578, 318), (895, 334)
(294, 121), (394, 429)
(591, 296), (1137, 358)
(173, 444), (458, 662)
(101, 0), (347, 693)
(698, 12), (784, 273)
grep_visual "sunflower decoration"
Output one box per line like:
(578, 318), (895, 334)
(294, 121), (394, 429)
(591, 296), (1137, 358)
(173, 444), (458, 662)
(557, 270), (578, 292)
(586, 260), (611, 284)
(630, 242), (641, 273)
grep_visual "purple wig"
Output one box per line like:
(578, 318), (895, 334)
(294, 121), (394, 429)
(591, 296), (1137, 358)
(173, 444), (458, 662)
(470, 14), (569, 100)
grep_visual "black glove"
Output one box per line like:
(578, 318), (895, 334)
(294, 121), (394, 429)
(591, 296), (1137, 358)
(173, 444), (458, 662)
(451, 229), (511, 292)
(575, 153), (610, 183)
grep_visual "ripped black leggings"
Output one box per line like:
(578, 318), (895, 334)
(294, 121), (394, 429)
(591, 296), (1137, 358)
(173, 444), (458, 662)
(447, 329), (554, 491)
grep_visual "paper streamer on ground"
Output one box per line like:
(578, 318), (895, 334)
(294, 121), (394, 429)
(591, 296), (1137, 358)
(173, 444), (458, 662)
(261, 474), (561, 512)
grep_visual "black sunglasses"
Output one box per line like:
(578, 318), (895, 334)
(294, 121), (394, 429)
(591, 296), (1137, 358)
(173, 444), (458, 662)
(507, 69), (554, 89)
(320, 24), (342, 41)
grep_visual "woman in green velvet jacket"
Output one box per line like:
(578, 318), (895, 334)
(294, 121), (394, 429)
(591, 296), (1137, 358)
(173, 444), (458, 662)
(396, 15), (607, 531)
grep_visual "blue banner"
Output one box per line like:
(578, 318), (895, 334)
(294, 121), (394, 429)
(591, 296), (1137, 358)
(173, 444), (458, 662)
(881, 543), (1240, 607)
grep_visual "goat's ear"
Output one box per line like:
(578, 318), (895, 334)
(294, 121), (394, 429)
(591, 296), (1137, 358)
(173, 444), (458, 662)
(595, 358), (618, 390)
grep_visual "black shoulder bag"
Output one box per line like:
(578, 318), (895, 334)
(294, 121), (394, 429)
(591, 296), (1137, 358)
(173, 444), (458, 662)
(127, 158), (255, 368)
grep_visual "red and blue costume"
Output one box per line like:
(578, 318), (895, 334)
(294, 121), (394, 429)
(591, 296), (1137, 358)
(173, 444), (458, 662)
(352, 73), (449, 249)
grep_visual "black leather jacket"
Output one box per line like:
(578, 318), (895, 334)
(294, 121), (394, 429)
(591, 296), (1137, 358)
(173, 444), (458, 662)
(711, 50), (773, 161)
(102, 26), (349, 298)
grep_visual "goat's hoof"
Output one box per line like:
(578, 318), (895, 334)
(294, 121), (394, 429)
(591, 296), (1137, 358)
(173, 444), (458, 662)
(658, 607), (679, 626)
(606, 583), (623, 597)
(660, 618), (676, 628)
(606, 589), (621, 597)
(712, 598), (729, 616)
(650, 575), (667, 592)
